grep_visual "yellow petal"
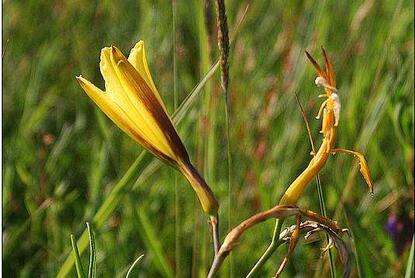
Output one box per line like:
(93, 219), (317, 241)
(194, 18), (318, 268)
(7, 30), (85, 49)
(100, 47), (150, 130)
(112, 47), (188, 161)
(100, 47), (131, 107)
(111, 47), (176, 158)
(128, 41), (167, 113)
(77, 76), (175, 164)
(76, 76), (137, 143)
(279, 139), (331, 205)
(101, 46), (175, 159)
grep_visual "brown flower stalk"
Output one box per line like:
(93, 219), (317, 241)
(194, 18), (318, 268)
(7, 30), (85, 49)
(206, 205), (347, 277)
(215, 0), (230, 93)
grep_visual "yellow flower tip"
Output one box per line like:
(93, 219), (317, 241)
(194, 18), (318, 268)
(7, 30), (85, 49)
(131, 40), (145, 51)
(76, 75), (87, 87)
(76, 76), (96, 94)
(103, 45), (124, 67)
(111, 45), (120, 58)
(75, 75), (86, 86)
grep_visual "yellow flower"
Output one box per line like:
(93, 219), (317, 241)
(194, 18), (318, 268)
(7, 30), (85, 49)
(77, 41), (218, 216)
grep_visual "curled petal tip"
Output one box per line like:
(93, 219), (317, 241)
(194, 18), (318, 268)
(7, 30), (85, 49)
(111, 46), (126, 64)
(116, 60), (124, 67)
(110, 45), (121, 59)
(305, 50), (328, 80)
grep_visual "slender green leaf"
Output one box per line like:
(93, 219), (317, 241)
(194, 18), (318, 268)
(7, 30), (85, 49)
(70, 234), (86, 278)
(405, 237), (414, 278)
(126, 254), (145, 278)
(86, 223), (96, 278)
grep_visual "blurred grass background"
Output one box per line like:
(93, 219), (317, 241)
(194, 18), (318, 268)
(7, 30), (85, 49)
(2, 0), (414, 277)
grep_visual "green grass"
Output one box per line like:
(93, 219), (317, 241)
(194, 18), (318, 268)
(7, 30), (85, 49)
(3, 0), (414, 277)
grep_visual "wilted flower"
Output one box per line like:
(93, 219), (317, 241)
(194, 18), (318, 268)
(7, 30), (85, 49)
(77, 41), (218, 215)
(279, 48), (373, 205)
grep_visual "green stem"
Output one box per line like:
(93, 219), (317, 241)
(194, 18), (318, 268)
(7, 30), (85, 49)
(210, 214), (220, 255)
(246, 218), (285, 277)
(224, 91), (233, 275)
(316, 175), (336, 278)
(172, 1), (181, 277)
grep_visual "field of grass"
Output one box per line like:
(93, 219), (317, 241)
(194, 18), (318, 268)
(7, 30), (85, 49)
(3, 0), (414, 277)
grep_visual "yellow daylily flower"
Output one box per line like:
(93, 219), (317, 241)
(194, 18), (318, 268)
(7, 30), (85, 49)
(77, 41), (218, 216)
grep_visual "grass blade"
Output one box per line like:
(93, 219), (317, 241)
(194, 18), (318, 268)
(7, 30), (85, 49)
(58, 152), (149, 277)
(86, 223), (96, 278)
(70, 234), (86, 278)
(405, 237), (414, 278)
(135, 207), (174, 278)
(126, 254), (145, 278)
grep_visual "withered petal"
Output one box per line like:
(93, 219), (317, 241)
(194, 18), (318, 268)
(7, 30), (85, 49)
(321, 46), (336, 87)
(305, 50), (328, 81)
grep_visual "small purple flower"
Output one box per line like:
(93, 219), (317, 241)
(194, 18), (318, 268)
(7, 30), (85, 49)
(385, 212), (412, 255)
(385, 214), (400, 237)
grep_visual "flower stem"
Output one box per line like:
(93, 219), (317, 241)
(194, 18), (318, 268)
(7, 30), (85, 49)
(210, 214), (220, 255)
(207, 252), (225, 278)
(246, 218), (285, 277)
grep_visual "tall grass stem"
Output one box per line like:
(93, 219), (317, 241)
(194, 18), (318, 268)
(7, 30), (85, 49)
(215, 0), (232, 273)
(172, 1), (181, 276)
